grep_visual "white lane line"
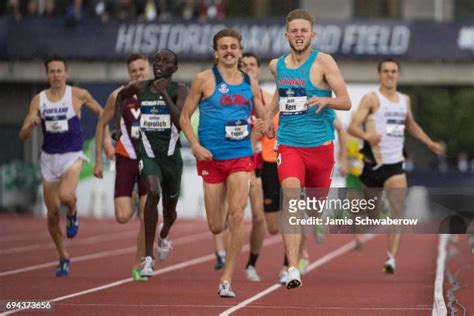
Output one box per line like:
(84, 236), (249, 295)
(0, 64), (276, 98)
(0, 232), (50, 242)
(0, 231), (210, 277)
(0, 223), (140, 243)
(55, 303), (432, 310)
(2, 235), (282, 315)
(0, 230), (139, 255)
(432, 234), (449, 316)
(0, 220), (205, 243)
(219, 234), (375, 316)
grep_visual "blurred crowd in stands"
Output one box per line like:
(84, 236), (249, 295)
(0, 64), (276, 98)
(0, 0), (226, 23)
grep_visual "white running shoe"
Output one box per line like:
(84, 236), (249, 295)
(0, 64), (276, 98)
(157, 238), (172, 261)
(383, 252), (396, 274)
(139, 256), (155, 277)
(278, 270), (288, 285)
(218, 281), (236, 298)
(245, 265), (261, 282)
(286, 266), (302, 289)
(157, 223), (172, 261)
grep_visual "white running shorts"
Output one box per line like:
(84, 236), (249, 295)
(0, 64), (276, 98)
(40, 151), (87, 182)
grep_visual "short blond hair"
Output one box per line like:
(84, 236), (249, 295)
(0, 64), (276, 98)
(286, 9), (314, 28)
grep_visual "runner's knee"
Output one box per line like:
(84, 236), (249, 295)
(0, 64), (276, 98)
(252, 214), (265, 228)
(58, 191), (76, 208)
(115, 208), (132, 224)
(147, 186), (160, 202)
(209, 222), (225, 234)
(267, 223), (280, 235)
(228, 212), (244, 227)
(47, 210), (60, 226)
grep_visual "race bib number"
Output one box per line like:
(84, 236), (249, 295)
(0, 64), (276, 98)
(225, 120), (249, 140)
(131, 121), (140, 139)
(279, 87), (308, 115)
(45, 115), (68, 133)
(386, 119), (405, 137)
(140, 114), (171, 131)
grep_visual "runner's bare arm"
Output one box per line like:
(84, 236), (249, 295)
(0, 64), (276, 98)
(306, 54), (351, 113)
(263, 59), (279, 138)
(161, 82), (189, 130)
(405, 96), (443, 155)
(348, 93), (380, 145)
(179, 72), (213, 161)
(19, 95), (41, 141)
(94, 89), (119, 178)
(113, 81), (142, 140)
(266, 59), (280, 119)
(251, 79), (265, 120)
(334, 117), (348, 176)
(75, 88), (114, 163)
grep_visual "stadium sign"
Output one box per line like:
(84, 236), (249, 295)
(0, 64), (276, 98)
(0, 18), (472, 61)
(115, 23), (411, 57)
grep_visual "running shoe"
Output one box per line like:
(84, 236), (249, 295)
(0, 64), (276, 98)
(245, 265), (261, 282)
(278, 270), (288, 285)
(139, 256), (155, 277)
(66, 211), (79, 238)
(157, 223), (173, 261)
(214, 253), (226, 270)
(132, 268), (149, 282)
(313, 224), (326, 244)
(56, 258), (70, 277)
(298, 258), (309, 275)
(286, 266), (302, 289)
(383, 252), (396, 274)
(218, 281), (235, 298)
(469, 235), (474, 253)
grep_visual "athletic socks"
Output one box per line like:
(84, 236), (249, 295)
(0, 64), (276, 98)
(246, 252), (259, 269)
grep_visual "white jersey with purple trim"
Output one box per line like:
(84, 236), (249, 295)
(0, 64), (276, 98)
(39, 85), (83, 154)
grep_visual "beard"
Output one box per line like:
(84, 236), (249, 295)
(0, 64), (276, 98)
(289, 40), (311, 53)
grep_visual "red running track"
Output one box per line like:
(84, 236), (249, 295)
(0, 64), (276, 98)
(0, 214), (472, 315)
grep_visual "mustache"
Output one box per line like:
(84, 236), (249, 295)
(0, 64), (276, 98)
(224, 53), (235, 59)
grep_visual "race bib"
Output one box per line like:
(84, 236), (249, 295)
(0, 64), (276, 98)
(225, 120), (249, 140)
(278, 87), (308, 115)
(45, 115), (68, 133)
(140, 114), (171, 132)
(386, 119), (405, 137)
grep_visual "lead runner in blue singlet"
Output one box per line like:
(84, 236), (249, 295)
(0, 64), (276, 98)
(19, 55), (108, 277)
(180, 28), (266, 298)
(264, 9), (352, 289)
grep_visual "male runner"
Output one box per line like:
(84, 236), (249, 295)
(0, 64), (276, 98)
(180, 28), (265, 297)
(19, 55), (106, 276)
(113, 49), (189, 277)
(348, 58), (443, 273)
(264, 9), (351, 289)
(94, 53), (151, 281)
(212, 52), (269, 281)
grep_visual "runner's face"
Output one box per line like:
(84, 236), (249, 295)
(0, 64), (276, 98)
(153, 51), (177, 79)
(378, 62), (400, 89)
(240, 56), (259, 80)
(286, 19), (314, 53)
(214, 37), (242, 67)
(46, 61), (67, 89)
(128, 59), (150, 81)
